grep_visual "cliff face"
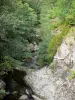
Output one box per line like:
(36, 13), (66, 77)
(24, 27), (75, 100)
(54, 28), (75, 70)
(52, 27), (75, 100)
(53, 27), (75, 79)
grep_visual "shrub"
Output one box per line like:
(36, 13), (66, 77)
(37, 35), (51, 67)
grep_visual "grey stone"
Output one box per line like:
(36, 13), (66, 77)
(19, 95), (28, 100)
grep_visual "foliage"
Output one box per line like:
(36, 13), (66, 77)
(0, 89), (5, 99)
(49, 0), (75, 26)
(0, 89), (5, 95)
(40, 0), (52, 38)
(0, 56), (13, 75)
(48, 25), (70, 62)
(36, 0), (52, 67)
(65, 66), (75, 80)
(0, 0), (75, 70)
(37, 35), (51, 67)
(0, 0), (38, 74)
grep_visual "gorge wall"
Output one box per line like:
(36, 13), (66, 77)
(24, 27), (75, 100)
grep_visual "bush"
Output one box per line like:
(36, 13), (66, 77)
(37, 35), (51, 67)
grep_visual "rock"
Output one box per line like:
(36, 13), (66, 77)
(28, 43), (34, 52)
(54, 27), (75, 70)
(53, 32), (75, 80)
(27, 43), (38, 52)
(19, 95), (28, 100)
(32, 95), (43, 100)
(0, 80), (6, 99)
(24, 66), (75, 100)
(0, 80), (6, 89)
(13, 67), (27, 85)
(52, 27), (75, 100)
(24, 67), (55, 100)
(19, 27), (75, 100)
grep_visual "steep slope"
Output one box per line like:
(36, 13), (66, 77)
(24, 27), (75, 100)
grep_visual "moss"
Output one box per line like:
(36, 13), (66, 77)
(65, 66), (75, 80)
(48, 24), (70, 63)
(49, 62), (56, 73)
(68, 70), (75, 80)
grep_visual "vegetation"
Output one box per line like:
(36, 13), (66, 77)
(37, 0), (75, 67)
(68, 70), (75, 80)
(66, 66), (75, 80)
(0, 89), (5, 99)
(0, 0), (75, 71)
(0, 0), (37, 75)
(48, 24), (70, 62)
(37, 35), (51, 66)
(0, 89), (5, 95)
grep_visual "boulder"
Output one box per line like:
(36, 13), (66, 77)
(24, 66), (75, 100)
(13, 67), (27, 85)
(24, 67), (55, 100)
(19, 95), (28, 100)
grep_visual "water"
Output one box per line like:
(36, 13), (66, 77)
(2, 94), (19, 100)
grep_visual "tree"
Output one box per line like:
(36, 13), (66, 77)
(0, 0), (37, 75)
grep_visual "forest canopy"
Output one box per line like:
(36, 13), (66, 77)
(0, 0), (38, 75)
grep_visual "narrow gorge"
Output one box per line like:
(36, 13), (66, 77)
(0, 0), (75, 100)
